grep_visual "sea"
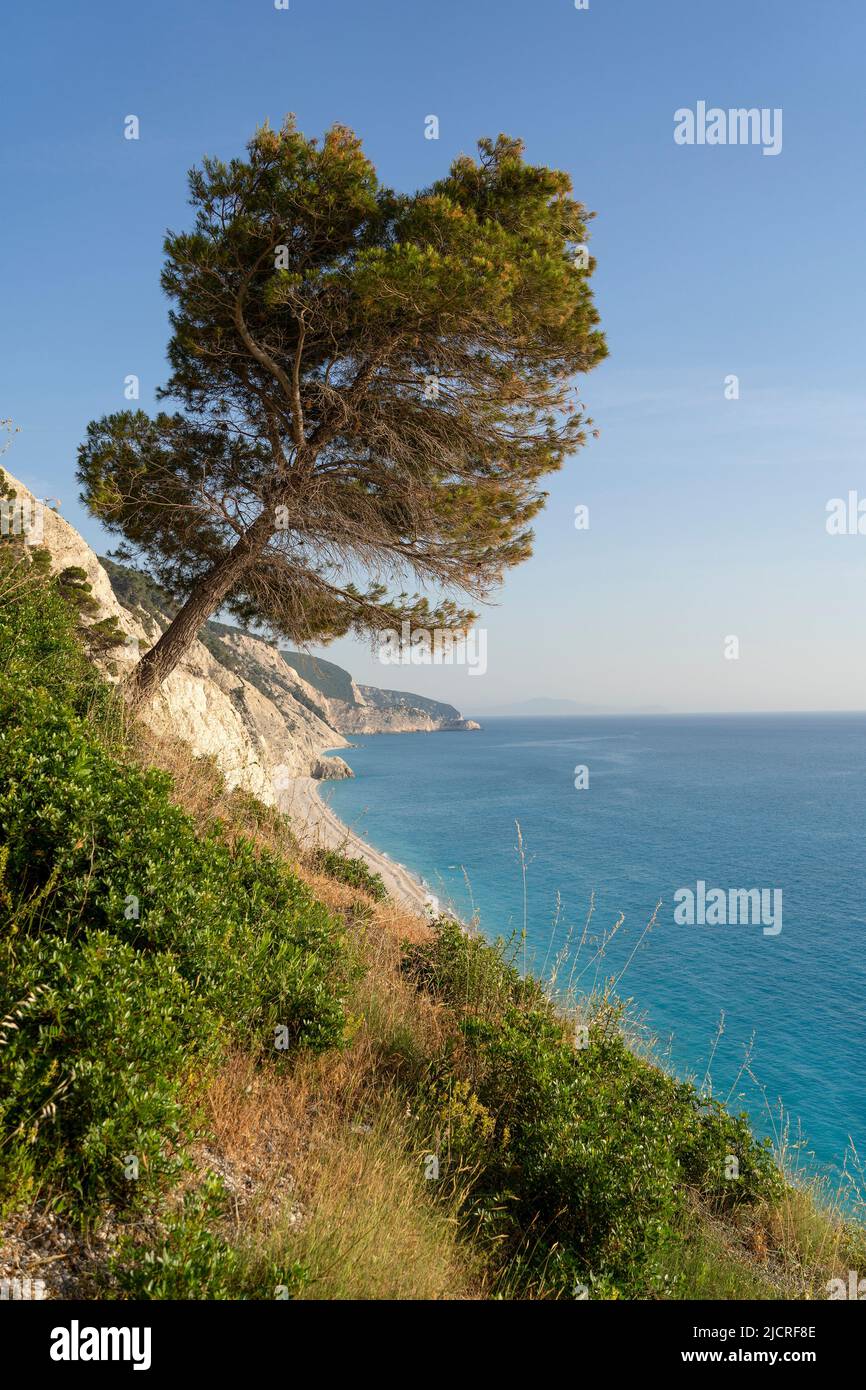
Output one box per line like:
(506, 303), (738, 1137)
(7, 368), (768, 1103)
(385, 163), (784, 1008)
(323, 713), (866, 1192)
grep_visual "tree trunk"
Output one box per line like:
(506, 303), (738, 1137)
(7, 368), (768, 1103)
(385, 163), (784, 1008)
(126, 511), (274, 708)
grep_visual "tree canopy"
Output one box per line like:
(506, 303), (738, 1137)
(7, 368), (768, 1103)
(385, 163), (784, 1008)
(77, 118), (607, 701)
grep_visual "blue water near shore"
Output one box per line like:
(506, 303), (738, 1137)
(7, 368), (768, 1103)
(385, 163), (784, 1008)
(323, 713), (866, 1187)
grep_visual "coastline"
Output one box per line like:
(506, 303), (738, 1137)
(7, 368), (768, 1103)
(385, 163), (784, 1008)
(279, 773), (440, 918)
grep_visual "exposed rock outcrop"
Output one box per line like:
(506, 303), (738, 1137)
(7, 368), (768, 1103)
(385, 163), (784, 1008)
(1, 470), (349, 804)
(310, 756), (354, 781)
(280, 651), (481, 735)
(2, 468), (479, 808)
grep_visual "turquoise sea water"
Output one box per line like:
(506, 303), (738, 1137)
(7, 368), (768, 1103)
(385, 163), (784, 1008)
(323, 713), (866, 1187)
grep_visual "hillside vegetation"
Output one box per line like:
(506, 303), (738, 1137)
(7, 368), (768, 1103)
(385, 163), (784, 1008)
(1, 550), (863, 1299)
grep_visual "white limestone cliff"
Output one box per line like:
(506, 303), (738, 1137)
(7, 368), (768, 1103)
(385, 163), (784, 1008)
(2, 467), (479, 807)
(2, 470), (352, 803)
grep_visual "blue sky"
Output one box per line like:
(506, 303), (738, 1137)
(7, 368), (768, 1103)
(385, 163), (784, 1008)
(3, 0), (866, 712)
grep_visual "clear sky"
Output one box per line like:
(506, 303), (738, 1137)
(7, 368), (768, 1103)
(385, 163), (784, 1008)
(4, 0), (866, 714)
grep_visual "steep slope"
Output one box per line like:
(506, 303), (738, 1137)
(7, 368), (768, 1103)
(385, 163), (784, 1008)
(2, 467), (477, 810)
(0, 469), (352, 801)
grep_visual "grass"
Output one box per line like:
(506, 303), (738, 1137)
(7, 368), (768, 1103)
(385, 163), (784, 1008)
(1, 544), (863, 1300)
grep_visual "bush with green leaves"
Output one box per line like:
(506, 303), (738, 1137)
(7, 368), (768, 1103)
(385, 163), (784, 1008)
(1, 930), (215, 1208)
(111, 1173), (309, 1299)
(309, 847), (387, 902)
(405, 918), (782, 1297)
(0, 562), (349, 1211)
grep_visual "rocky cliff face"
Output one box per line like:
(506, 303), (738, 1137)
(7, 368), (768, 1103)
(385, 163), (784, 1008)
(2, 469), (352, 804)
(338, 689), (481, 734)
(2, 469), (478, 808)
(279, 651), (481, 734)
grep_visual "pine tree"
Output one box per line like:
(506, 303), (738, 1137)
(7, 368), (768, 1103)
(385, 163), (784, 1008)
(77, 119), (606, 704)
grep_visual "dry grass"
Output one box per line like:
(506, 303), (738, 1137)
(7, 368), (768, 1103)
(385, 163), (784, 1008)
(295, 865), (433, 946)
(664, 1184), (866, 1301)
(200, 1025), (477, 1300)
(280, 1107), (478, 1300)
(762, 1183), (866, 1296)
(189, 838), (473, 1299)
(128, 721), (297, 856)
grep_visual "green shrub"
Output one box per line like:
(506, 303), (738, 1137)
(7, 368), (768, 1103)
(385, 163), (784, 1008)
(403, 914), (546, 1017)
(406, 919), (782, 1297)
(112, 1174), (309, 1299)
(0, 932), (216, 1208)
(310, 847), (387, 902)
(0, 550), (110, 717)
(0, 687), (348, 1049)
(0, 566), (350, 1211)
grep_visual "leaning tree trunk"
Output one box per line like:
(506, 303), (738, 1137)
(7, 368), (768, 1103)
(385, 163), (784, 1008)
(126, 511), (274, 708)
